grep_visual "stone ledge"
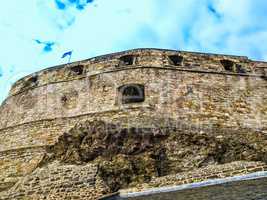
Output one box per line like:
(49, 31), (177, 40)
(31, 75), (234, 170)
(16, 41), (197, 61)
(6, 65), (266, 99)
(120, 161), (267, 194)
(0, 104), (154, 133)
(98, 192), (120, 200)
(0, 145), (48, 156)
(117, 171), (267, 199)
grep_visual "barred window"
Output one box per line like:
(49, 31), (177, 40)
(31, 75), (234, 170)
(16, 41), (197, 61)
(118, 84), (145, 104)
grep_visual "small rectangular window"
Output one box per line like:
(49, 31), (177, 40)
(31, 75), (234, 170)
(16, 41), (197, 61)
(119, 55), (134, 66)
(220, 60), (234, 71)
(168, 55), (183, 66)
(70, 65), (84, 75)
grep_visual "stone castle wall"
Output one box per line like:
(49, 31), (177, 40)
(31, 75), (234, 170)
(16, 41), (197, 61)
(0, 162), (105, 200)
(0, 49), (267, 199)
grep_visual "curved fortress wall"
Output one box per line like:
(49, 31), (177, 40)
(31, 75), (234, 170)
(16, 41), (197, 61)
(0, 48), (267, 199)
(0, 49), (266, 150)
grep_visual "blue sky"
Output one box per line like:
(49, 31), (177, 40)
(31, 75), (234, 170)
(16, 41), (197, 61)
(0, 0), (267, 103)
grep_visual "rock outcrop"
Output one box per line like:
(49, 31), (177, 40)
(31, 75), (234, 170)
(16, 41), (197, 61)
(39, 120), (267, 193)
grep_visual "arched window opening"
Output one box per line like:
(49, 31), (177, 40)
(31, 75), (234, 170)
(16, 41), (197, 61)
(119, 55), (134, 66)
(118, 84), (145, 104)
(220, 60), (234, 71)
(70, 65), (84, 75)
(168, 55), (183, 66)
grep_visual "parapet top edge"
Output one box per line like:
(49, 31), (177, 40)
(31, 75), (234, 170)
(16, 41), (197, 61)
(10, 48), (266, 90)
(12, 48), (255, 82)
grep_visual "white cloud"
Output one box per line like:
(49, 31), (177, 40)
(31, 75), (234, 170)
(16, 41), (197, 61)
(0, 0), (267, 103)
(187, 0), (267, 57)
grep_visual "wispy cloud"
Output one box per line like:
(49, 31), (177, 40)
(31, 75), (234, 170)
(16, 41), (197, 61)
(186, 0), (267, 59)
(0, 0), (267, 103)
(54, 0), (94, 11)
(207, 2), (222, 20)
(34, 39), (56, 53)
(54, 0), (66, 10)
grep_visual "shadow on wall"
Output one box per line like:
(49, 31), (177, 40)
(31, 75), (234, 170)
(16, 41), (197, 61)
(39, 119), (267, 193)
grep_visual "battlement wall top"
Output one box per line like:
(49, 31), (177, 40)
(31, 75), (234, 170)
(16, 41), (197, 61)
(8, 48), (267, 97)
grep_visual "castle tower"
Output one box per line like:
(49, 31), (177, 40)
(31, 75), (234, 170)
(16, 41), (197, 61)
(0, 49), (267, 199)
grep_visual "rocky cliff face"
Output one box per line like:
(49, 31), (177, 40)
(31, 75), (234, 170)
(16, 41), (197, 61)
(40, 120), (267, 193)
(1, 119), (267, 199)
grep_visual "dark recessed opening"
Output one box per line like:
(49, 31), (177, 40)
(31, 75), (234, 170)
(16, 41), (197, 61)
(61, 95), (68, 103)
(119, 55), (134, 66)
(70, 65), (84, 75)
(118, 84), (145, 104)
(29, 76), (38, 83)
(23, 75), (38, 89)
(236, 64), (246, 73)
(220, 60), (234, 71)
(168, 55), (183, 66)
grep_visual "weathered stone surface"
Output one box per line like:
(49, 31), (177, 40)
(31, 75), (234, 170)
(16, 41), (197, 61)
(0, 48), (267, 199)
(44, 121), (169, 163)
(38, 120), (267, 193)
